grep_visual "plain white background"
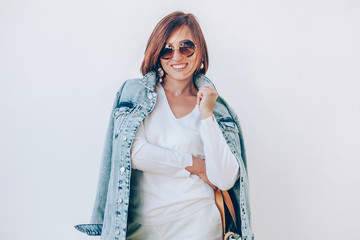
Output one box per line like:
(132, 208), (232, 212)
(1, 0), (359, 239)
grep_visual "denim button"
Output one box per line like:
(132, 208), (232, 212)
(122, 136), (127, 141)
(147, 93), (153, 99)
(117, 198), (123, 204)
(120, 167), (125, 173)
(115, 229), (120, 236)
(135, 111), (140, 116)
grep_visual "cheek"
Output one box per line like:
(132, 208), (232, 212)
(193, 52), (201, 67)
(160, 60), (168, 71)
(191, 58), (200, 71)
(160, 59), (165, 67)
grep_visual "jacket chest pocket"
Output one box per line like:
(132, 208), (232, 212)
(218, 119), (239, 134)
(113, 102), (136, 139)
(218, 118), (240, 152)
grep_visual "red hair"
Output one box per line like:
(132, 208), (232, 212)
(140, 11), (209, 76)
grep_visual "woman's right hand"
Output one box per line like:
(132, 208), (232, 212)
(185, 156), (218, 190)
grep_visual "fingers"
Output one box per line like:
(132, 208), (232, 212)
(190, 156), (216, 190)
(196, 91), (202, 105)
(211, 184), (218, 191)
(198, 84), (217, 96)
(200, 83), (214, 89)
(199, 84), (216, 91)
(197, 84), (216, 104)
(198, 171), (218, 190)
(205, 178), (218, 190)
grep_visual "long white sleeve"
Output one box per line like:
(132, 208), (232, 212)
(200, 115), (239, 190)
(130, 121), (193, 177)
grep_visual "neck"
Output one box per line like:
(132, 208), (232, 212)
(161, 76), (195, 96)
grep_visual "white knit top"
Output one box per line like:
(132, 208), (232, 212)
(129, 82), (239, 225)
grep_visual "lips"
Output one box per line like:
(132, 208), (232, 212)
(171, 63), (187, 70)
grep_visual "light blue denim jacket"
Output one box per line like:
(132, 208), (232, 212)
(75, 71), (254, 240)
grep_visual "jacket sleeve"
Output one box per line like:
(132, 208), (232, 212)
(74, 81), (126, 236)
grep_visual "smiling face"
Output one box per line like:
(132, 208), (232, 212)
(160, 25), (201, 83)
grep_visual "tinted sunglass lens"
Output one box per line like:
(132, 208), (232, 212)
(180, 47), (194, 57)
(160, 47), (173, 59)
(180, 41), (195, 57)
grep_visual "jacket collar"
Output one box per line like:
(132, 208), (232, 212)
(138, 70), (216, 92)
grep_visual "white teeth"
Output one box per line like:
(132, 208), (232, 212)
(172, 64), (186, 69)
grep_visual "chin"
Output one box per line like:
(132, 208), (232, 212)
(167, 72), (194, 81)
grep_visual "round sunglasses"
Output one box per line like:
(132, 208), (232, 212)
(160, 40), (197, 60)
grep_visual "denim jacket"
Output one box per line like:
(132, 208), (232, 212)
(75, 71), (254, 240)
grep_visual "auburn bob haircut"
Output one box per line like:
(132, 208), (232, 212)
(140, 11), (209, 77)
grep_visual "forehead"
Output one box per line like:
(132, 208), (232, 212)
(166, 25), (194, 44)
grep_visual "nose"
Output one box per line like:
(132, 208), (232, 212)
(171, 48), (182, 60)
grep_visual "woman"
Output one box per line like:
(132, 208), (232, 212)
(75, 11), (253, 240)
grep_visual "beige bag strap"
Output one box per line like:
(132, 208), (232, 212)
(222, 190), (237, 227)
(215, 189), (226, 231)
(215, 189), (239, 239)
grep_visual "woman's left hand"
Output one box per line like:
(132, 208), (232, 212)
(197, 84), (218, 119)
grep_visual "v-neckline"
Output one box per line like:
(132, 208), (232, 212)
(158, 83), (198, 120)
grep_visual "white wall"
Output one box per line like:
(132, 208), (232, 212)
(1, 0), (359, 239)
